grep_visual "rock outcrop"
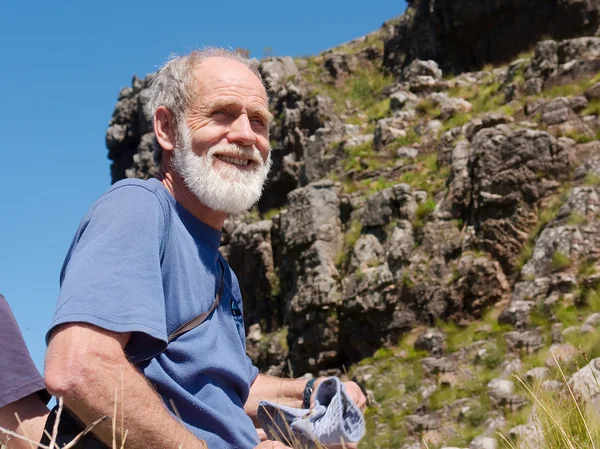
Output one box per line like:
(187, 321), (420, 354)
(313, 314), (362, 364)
(384, 0), (600, 74)
(104, 6), (600, 448)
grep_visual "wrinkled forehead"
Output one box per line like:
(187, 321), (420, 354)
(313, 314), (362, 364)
(191, 57), (268, 106)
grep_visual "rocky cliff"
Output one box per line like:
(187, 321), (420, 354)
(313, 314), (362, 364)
(106, 3), (600, 448)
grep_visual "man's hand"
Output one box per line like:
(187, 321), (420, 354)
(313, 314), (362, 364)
(254, 440), (292, 449)
(311, 379), (367, 412)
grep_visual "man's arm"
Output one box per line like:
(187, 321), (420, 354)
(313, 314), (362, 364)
(244, 374), (367, 426)
(0, 393), (49, 449)
(45, 323), (206, 449)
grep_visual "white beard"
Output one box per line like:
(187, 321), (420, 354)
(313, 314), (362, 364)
(171, 125), (272, 214)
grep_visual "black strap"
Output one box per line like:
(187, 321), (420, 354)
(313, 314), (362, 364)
(167, 259), (226, 343)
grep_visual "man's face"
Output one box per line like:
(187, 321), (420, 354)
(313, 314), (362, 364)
(171, 57), (273, 214)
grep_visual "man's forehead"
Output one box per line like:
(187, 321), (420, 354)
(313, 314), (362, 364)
(192, 57), (267, 101)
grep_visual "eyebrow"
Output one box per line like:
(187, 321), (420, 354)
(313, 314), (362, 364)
(207, 98), (274, 124)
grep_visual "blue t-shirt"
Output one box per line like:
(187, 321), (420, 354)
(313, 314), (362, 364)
(49, 178), (260, 449)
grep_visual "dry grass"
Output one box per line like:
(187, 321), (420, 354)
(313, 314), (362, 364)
(500, 353), (600, 449)
(0, 398), (110, 449)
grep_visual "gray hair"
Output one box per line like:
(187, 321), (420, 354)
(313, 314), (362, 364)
(144, 47), (264, 163)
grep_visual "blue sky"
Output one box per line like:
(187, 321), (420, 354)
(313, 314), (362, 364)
(0, 0), (407, 373)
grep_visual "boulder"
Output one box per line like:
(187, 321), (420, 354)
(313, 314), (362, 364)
(383, 1), (600, 74)
(275, 180), (343, 373)
(455, 126), (574, 271)
(220, 220), (280, 330)
(415, 328), (447, 356)
(259, 57), (300, 94)
(569, 357), (600, 401)
(504, 329), (545, 353)
(402, 59), (443, 82)
(498, 300), (535, 330)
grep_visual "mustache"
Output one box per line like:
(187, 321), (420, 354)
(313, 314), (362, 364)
(208, 143), (264, 165)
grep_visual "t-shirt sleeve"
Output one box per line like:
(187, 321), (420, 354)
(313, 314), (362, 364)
(0, 295), (48, 408)
(48, 185), (168, 362)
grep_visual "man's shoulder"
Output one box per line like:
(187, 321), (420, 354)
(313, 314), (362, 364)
(107, 177), (166, 199)
(78, 178), (172, 233)
(95, 178), (170, 213)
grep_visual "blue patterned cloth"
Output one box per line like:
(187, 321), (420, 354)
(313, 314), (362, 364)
(258, 377), (365, 448)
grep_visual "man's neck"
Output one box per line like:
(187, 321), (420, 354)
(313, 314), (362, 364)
(158, 162), (227, 231)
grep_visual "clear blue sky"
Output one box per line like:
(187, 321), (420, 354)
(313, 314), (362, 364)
(0, 0), (407, 373)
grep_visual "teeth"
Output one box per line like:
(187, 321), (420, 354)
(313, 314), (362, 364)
(218, 155), (249, 166)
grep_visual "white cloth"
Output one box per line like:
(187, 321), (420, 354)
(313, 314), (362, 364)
(257, 377), (365, 448)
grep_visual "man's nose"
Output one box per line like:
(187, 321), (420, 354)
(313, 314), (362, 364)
(227, 114), (256, 148)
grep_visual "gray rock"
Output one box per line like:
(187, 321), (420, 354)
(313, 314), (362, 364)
(220, 220), (278, 329)
(500, 359), (523, 379)
(429, 92), (473, 120)
(581, 313), (600, 333)
(521, 225), (584, 278)
(406, 412), (442, 432)
(470, 436), (497, 449)
(569, 358), (600, 401)
(451, 256), (511, 318)
(301, 127), (345, 184)
(464, 113), (514, 141)
(508, 423), (543, 449)
(259, 56), (300, 94)
(390, 90), (418, 111)
(415, 328), (447, 356)
(461, 126), (574, 271)
(276, 180), (343, 373)
(373, 118), (408, 150)
(504, 329), (544, 353)
(323, 52), (356, 79)
(397, 147), (420, 159)
(525, 367), (550, 382)
(421, 356), (459, 375)
(585, 82), (600, 100)
(385, 220), (415, 271)
(350, 234), (384, 271)
(403, 59), (443, 82)
(546, 343), (578, 367)
(498, 300), (535, 330)
(362, 188), (396, 227)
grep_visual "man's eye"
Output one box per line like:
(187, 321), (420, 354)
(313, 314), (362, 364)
(251, 118), (265, 127)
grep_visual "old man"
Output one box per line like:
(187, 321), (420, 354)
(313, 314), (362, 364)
(44, 48), (365, 449)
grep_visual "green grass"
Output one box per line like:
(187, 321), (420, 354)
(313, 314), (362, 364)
(392, 128), (420, 148)
(515, 186), (571, 275)
(515, 242), (535, 273)
(540, 78), (593, 99)
(262, 208), (281, 220)
(582, 99), (600, 116)
(414, 199), (436, 228)
(551, 251), (572, 271)
(267, 268), (281, 297)
(567, 213), (587, 226)
(502, 360), (600, 449)
(305, 63), (394, 117)
(443, 112), (472, 131)
(397, 153), (450, 198)
(335, 220), (363, 268)
(584, 174), (600, 186)
(416, 98), (441, 118)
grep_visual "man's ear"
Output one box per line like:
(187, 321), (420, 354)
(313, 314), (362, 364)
(154, 106), (177, 152)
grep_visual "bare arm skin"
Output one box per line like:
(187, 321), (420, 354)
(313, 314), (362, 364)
(45, 323), (207, 449)
(0, 393), (49, 449)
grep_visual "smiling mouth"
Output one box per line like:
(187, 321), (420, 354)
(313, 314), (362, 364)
(215, 154), (253, 167)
